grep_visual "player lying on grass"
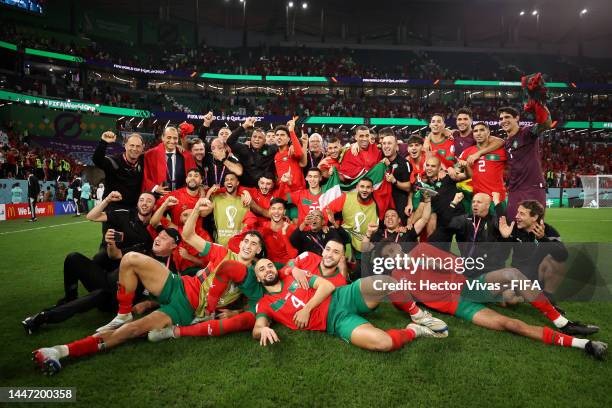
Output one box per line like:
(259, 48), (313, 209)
(377, 242), (607, 360)
(251, 257), (448, 351)
(147, 238), (448, 342)
(31, 221), (268, 375)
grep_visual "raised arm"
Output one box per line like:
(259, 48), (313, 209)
(92, 131), (116, 171)
(412, 196), (432, 235)
(223, 158), (243, 176)
(227, 116), (255, 147)
(86, 191), (122, 222)
(287, 118), (304, 160)
(183, 197), (213, 252)
(150, 196), (179, 228)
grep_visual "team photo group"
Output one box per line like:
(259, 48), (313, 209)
(26, 74), (607, 377)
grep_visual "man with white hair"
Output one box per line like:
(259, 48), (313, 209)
(303, 132), (324, 177)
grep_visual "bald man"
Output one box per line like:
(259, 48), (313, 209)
(446, 192), (509, 276)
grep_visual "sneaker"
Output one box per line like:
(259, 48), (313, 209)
(189, 312), (216, 325)
(148, 325), (176, 342)
(411, 309), (449, 334)
(584, 340), (607, 360)
(28, 218), (38, 222)
(22, 312), (46, 335)
(32, 348), (61, 375)
(560, 321), (599, 336)
(407, 323), (448, 339)
(95, 313), (133, 333)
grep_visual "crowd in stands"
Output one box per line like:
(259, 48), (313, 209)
(541, 131), (610, 188)
(2, 23), (611, 83)
(0, 123), (82, 181)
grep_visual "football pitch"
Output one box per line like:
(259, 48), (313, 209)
(0, 209), (611, 407)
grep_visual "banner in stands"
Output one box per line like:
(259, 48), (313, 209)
(150, 111), (291, 123)
(4, 202), (55, 220)
(85, 59), (195, 77)
(30, 136), (122, 165)
(54, 200), (77, 215)
(0, 105), (116, 140)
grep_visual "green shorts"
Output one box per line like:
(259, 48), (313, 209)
(326, 280), (373, 343)
(454, 275), (498, 322)
(180, 266), (201, 277)
(157, 273), (195, 326)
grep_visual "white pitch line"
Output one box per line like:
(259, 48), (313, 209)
(0, 220), (89, 235)
(554, 219), (612, 222)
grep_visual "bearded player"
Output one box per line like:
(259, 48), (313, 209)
(252, 258), (447, 352)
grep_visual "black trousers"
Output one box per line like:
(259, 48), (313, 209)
(38, 251), (121, 325)
(28, 197), (36, 219)
(63, 251), (119, 299)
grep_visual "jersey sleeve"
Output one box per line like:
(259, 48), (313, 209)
(255, 300), (272, 320)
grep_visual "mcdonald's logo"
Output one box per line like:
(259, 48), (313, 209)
(7, 205), (16, 219)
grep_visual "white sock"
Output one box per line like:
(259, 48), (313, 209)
(117, 313), (131, 319)
(571, 338), (588, 349)
(553, 315), (569, 328)
(54, 345), (69, 359)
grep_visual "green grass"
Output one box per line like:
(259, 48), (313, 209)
(0, 210), (611, 407)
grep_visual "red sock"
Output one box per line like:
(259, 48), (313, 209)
(206, 261), (248, 314)
(67, 336), (101, 357)
(542, 327), (574, 347)
(178, 312), (255, 337)
(530, 294), (561, 322)
(386, 328), (416, 351)
(391, 300), (421, 316)
(116, 284), (135, 314)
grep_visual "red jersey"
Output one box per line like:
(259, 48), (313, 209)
(429, 137), (456, 168)
(407, 151), (427, 184)
(318, 156), (340, 176)
(460, 145), (507, 201)
(255, 273), (331, 331)
(339, 143), (382, 181)
(239, 184), (290, 223)
(196, 241), (232, 271)
(156, 187), (200, 225)
(287, 188), (323, 225)
(391, 243), (468, 315)
(274, 130), (305, 192)
(293, 252), (348, 287)
(228, 220), (297, 264)
(159, 218), (211, 273)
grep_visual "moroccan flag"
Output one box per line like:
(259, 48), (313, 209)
(320, 163), (393, 220)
